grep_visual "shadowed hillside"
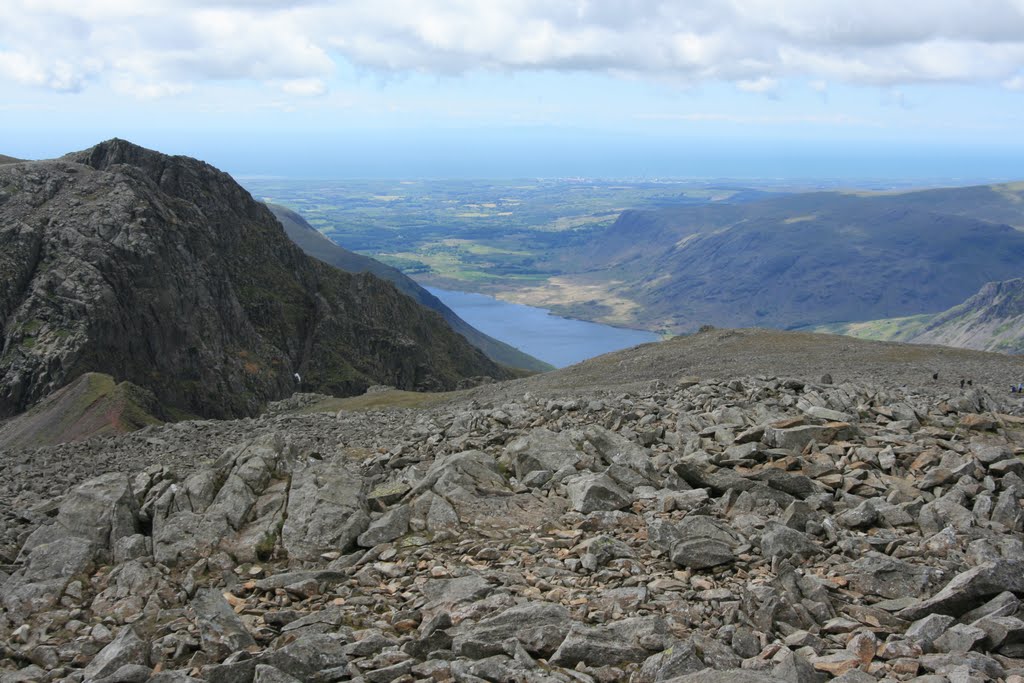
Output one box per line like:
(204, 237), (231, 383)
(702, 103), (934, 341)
(570, 185), (1024, 332)
(268, 203), (552, 374)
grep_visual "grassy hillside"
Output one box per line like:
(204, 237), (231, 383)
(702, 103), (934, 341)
(812, 315), (933, 343)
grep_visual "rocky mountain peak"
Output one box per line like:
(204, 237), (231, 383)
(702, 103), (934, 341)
(67, 137), (179, 173)
(971, 278), (1024, 317)
(0, 140), (509, 420)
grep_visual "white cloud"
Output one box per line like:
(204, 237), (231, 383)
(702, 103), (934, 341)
(110, 77), (193, 99)
(280, 77), (327, 97)
(1004, 75), (1024, 90)
(0, 51), (92, 91)
(2, 0), (1024, 96)
(737, 76), (779, 94)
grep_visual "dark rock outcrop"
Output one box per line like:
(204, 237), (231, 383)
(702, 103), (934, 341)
(0, 139), (510, 419)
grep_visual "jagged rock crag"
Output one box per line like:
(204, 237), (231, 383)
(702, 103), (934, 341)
(2, 366), (1023, 682)
(0, 140), (509, 419)
(911, 278), (1024, 354)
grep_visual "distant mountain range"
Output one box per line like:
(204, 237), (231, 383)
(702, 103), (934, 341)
(268, 203), (551, 373)
(814, 277), (1024, 354)
(0, 139), (510, 420)
(571, 183), (1024, 333)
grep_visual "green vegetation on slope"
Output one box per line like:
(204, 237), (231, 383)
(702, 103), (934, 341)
(0, 372), (164, 449)
(811, 315), (935, 343)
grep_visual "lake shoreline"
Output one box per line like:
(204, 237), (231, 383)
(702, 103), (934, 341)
(425, 286), (661, 368)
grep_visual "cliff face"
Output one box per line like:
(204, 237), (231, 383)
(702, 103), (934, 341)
(0, 139), (509, 419)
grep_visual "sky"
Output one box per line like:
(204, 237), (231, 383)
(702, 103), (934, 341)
(2, 0), (1024, 180)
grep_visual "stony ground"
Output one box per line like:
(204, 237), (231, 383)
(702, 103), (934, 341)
(2, 329), (1024, 683)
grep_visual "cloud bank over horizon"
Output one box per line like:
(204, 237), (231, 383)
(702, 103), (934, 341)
(3, 1), (1024, 98)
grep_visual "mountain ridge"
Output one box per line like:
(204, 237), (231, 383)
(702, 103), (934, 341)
(815, 277), (1024, 355)
(0, 138), (510, 420)
(566, 186), (1024, 332)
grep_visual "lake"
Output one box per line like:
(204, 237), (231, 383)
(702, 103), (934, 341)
(426, 287), (661, 368)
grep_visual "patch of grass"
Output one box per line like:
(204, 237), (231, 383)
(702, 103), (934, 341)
(809, 313), (934, 342)
(255, 530), (277, 561)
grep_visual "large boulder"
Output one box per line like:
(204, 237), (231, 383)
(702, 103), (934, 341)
(203, 633), (349, 683)
(899, 560), (1024, 621)
(1, 537), (97, 618)
(550, 616), (671, 667)
(502, 428), (580, 480)
(193, 588), (257, 660)
(581, 424), (657, 482)
(567, 472), (633, 513)
(410, 450), (565, 530)
(282, 460), (369, 562)
(650, 515), (743, 570)
(452, 601), (572, 659)
(82, 626), (149, 681)
(20, 472), (138, 561)
(152, 436), (291, 565)
(841, 553), (945, 600)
